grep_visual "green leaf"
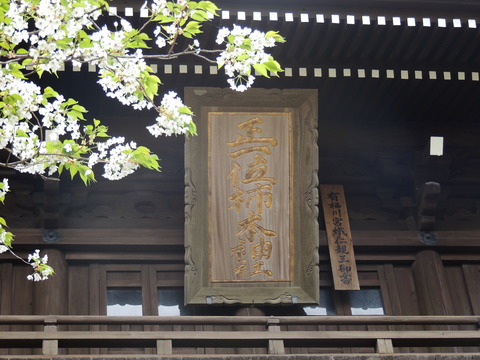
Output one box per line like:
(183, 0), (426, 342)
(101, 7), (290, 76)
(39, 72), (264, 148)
(56, 37), (73, 49)
(69, 166), (79, 180)
(131, 147), (161, 172)
(188, 120), (197, 136)
(45, 141), (58, 153)
(184, 20), (201, 33)
(154, 14), (173, 23)
(15, 129), (28, 137)
(8, 62), (26, 79)
(22, 58), (33, 66)
(198, 1), (219, 15)
(63, 98), (78, 107)
(2, 231), (13, 248)
(0, 41), (12, 51)
(79, 39), (93, 48)
(179, 106), (193, 115)
(262, 60), (283, 74)
(191, 10), (208, 22)
(84, 125), (93, 135)
(43, 87), (59, 99)
(72, 104), (87, 113)
(78, 165), (95, 184)
(68, 109), (85, 120)
(144, 74), (160, 99)
(265, 31), (286, 43)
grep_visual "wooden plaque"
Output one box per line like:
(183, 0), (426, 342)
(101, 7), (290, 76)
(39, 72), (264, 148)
(185, 88), (319, 305)
(320, 184), (360, 290)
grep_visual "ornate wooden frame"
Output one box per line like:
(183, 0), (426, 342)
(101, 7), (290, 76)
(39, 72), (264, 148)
(184, 87), (319, 305)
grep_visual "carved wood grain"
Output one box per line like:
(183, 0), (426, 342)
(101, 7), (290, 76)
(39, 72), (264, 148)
(184, 167), (197, 225)
(184, 87), (319, 305)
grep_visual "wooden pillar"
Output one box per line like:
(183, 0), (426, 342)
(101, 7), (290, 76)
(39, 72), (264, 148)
(376, 339), (394, 354)
(234, 307), (267, 354)
(0, 263), (12, 355)
(33, 248), (68, 315)
(42, 318), (59, 355)
(412, 250), (454, 316)
(267, 318), (285, 355)
(412, 249), (455, 353)
(156, 340), (173, 355)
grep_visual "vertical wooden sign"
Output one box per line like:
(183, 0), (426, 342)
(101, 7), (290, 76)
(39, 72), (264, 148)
(210, 113), (292, 282)
(320, 184), (360, 290)
(185, 87), (319, 305)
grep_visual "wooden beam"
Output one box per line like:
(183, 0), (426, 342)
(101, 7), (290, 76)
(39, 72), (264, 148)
(43, 180), (60, 230)
(8, 228), (480, 249)
(267, 319), (285, 355)
(156, 339), (172, 355)
(0, 314), (479, 326)
(42, 322), (58, 355)
(375, 338), (394, 353)
(9, 228), (184, 246)
(0, 329), (479, 342)
(65, 252), (184, 261)
(416, 182), (441, 232)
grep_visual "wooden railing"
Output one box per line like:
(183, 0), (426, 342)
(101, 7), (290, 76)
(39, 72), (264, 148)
(0, 315), (478, 355)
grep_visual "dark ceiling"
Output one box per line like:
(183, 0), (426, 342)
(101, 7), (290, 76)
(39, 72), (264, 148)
(53, 1), (480, 142)
(147, 8), (480, 131)
(4, 0), (480, 230)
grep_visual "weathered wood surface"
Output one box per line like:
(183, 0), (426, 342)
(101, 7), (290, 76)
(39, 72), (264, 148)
(209, 112), (292, 283)
(1, 330), (480, 351)
(1, 329), (480, 340)
(462, 264), (480, 315)
(9, 228), (480, 248)
(0, 315), (479, 355)
(0, 355), (474, 360)
(0, 315), (478, 325)
(184, 87), (319, 305)
(320, 184), (360, 290)
(33, 249), (68, 316)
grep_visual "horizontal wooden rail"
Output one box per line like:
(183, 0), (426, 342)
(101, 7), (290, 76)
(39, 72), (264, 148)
(1, 330), (480, 341)
(0, 315), (478, 356)
(0, 315), (478, 326)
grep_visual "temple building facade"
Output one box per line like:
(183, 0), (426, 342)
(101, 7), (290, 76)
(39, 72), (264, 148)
(0, 0), (479, 358)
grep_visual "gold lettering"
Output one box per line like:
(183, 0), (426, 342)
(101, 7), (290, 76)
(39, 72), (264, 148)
(230, 240), (247, 262)
(250, 236), (273, 260)
(228, 146), (272, 159)
(246, 183), (272, 214)
(250, 260), (273, 277)
(233, 263), (248, 278)
(228, 188), (245, 212)
(227, 161), (242, 187)
(242, 165), (276, 185)
(227, 117), (278, 148)
(236, 211), (277, 242)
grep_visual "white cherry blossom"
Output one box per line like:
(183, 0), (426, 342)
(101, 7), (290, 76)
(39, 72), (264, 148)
(0, 0), (283, 280)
